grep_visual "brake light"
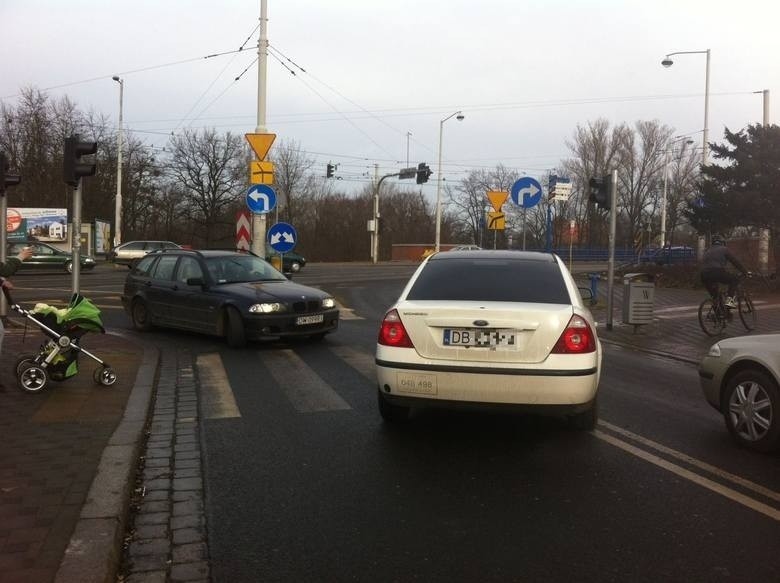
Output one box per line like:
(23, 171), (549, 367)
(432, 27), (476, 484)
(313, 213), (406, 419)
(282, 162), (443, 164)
(552, 315), (596, 354)
(378, 309), (414, 348)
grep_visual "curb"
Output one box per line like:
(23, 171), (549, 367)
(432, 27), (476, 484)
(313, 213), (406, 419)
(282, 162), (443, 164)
(600, 337), (700, 366)
(54, 332), (160, 583)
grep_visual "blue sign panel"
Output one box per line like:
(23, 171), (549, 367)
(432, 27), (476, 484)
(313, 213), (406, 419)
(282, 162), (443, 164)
(510, 177), (543, 208)
(246, 184), (277, 214)
(267, 222), (297, 253)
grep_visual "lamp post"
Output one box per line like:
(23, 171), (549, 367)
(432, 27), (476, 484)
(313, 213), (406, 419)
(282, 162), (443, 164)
(435, 111), (464, 252)
(660, 136), (694, 248)
(112, 75), (124, 248)
(662, 49), (710, 165)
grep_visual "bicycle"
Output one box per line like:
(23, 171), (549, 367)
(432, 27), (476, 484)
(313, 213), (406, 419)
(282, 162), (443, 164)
(698, 273), (757, 336)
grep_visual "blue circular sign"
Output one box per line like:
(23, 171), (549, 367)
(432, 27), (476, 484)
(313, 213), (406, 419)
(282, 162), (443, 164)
(510, 177), (543, 208)
(267, 222), (297, 253)
(246, 184), (277, 214)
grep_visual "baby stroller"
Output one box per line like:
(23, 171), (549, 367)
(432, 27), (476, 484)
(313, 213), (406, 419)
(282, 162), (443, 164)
(3, 288), (118, 393)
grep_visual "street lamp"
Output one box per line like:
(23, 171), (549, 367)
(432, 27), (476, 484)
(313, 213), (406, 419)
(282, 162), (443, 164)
(660, 136), (694, 248)
(661, 49), (710, 165)
(112, 75), (124, 248)
(435, 111), (465, 252)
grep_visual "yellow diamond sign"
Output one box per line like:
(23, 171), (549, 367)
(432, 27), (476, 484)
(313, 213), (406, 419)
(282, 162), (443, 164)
(245, 133), (276, 160)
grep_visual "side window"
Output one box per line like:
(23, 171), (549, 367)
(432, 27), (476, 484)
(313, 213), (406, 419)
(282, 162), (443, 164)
(36, 244), (53, 256)
(151, 255), (178, 281)
(125, 242), (145, 251)
(134, 256), (158, 276)
(176, 256), (204, 284)
(163, 242), (179, 249)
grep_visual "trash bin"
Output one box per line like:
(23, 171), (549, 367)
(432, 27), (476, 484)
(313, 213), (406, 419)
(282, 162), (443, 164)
(622, 273), (655, 325)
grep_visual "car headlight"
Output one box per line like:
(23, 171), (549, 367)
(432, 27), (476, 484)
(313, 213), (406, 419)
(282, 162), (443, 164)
(85, 257), (95, 263)
(249, 302), (286, 313)
(322, 297), (336, 309)
(707, 343), (721, 357)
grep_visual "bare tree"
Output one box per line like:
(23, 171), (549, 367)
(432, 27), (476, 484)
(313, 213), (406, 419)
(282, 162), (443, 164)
(166, 128), (246, 246)
(270, 139), (317, 225)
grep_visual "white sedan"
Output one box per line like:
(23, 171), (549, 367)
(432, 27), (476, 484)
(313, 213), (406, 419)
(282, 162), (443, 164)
(375, 250), (602, 429)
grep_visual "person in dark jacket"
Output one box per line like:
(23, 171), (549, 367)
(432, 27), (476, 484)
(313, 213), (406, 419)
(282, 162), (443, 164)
(700, 236), (749, 308)
(1, 246), (34, 380)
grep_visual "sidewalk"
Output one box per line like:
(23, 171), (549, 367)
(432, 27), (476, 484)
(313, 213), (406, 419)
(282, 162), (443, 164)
(591, 283), (780, 363)
(0, 324), (155, 583)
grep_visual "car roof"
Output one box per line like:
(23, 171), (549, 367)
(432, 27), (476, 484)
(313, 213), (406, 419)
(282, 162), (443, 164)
(430, 250), (558, 263)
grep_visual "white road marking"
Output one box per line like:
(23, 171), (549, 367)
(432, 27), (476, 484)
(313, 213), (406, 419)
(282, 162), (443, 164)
(329, 345), (376, 381)
(595, 429), (779, 522)
(337, 302), (363, 320)
(197, 353), (241, 419)
(655, 301), (780, 320)
(265, 349), (351, 413)
(599, 421), (780, 502)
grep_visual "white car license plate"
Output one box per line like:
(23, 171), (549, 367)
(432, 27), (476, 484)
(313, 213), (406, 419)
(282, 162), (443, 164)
(396, 373), (437, 395)
(443, 328), (517, 349)
(296, 314), (324, 325)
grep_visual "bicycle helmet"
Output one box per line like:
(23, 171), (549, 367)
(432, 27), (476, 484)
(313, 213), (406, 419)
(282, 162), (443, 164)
(711, 235), (725, 246)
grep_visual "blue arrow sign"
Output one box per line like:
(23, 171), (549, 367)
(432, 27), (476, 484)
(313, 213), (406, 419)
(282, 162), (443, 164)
(267, 222), (297, 253)
(510, 177), (543, 208)
(246, 184), (277, 214)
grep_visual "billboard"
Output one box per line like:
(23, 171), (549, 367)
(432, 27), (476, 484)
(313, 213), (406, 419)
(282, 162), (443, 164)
(95, 219), (111, 253)
(6, 208), (68, 242)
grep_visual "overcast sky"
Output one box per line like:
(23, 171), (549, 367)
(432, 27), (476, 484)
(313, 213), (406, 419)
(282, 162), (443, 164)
(2, 0), (779, 197)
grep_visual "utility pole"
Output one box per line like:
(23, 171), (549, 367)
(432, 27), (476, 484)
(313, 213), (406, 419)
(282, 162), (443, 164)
(757, 89), (771, 274)
(251, 0), (269, 256)
(606, 169), (617, 331)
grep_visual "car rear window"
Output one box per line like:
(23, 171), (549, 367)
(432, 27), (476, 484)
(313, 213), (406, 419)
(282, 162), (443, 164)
(406, 258), (571, 304)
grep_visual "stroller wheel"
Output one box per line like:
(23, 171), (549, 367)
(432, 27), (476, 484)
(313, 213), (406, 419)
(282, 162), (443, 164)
(15, 355), (37, 375)
(17, 362), (49, 393)
(94, 367), (118, 386)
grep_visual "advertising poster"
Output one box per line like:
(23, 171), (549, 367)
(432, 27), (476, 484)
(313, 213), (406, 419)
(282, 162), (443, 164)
(6, 208), (68, 242)
(95, 219), (111, 253)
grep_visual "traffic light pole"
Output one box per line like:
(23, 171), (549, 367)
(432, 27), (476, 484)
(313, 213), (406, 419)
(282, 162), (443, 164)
(251, 0), (269, 257)
(0, 191), (7, 320)
(372, 172), (400, 264)
(606, 169), (617, 331)
(71, 182), (83, 294)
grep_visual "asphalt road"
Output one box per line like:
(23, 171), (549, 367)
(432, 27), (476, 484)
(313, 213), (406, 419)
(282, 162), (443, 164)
(8, 263), (779, 583)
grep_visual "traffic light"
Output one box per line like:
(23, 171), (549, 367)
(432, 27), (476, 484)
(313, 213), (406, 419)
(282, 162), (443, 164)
(588, 176), (611, 210)
(326, 163), (334, 178)
(63, 134), (97, 187)
(0, 152), (21, 193)
(416, 162), (432, 184)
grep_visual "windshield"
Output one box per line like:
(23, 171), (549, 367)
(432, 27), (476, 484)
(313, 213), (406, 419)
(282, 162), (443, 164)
(204, 255), (287, 284)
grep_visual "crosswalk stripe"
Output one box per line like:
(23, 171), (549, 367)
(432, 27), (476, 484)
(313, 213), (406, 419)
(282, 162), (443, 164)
(264, 349), (351, 413)
(197, 353), (241, 419)
(329, 345), (376, 381)
(337, 303), (363, 320)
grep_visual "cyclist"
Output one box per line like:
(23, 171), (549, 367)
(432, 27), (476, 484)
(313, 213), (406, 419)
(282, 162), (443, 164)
(700, 235), (749, 308)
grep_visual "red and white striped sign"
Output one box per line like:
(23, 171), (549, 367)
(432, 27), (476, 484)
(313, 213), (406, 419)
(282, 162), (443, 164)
(236, 210), (251, 251)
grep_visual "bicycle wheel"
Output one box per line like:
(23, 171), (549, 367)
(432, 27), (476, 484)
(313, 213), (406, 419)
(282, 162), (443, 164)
(738, 293), (757, 331)
(699, 298), (726, 336)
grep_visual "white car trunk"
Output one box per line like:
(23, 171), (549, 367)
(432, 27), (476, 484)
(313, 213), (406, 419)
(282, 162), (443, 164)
(397, 301), (574, 364)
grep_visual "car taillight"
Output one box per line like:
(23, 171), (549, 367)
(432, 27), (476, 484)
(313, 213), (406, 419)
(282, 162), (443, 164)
(378, 309), (414, 348)
(552, 315), (596, 354)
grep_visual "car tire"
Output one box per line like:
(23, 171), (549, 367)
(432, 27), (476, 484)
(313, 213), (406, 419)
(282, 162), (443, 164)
(722, 369), (779, 452)
(568, 399), (598, 431)
(224, 306), (247, 348)
(290, 261), (301, 273)
(64, 260), (73, 274)
(377, 389), (410, 423)
(131, 298), (153, 332)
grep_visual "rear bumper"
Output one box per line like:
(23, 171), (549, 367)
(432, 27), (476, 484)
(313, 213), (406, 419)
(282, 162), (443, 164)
(375, 360), (599, 408)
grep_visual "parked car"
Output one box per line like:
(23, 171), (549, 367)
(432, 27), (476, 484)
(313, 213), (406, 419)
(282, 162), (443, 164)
(698, 334), (780, 452)
(639, 245), (695, 265)
(7, 241), (95, 273)
(265, 245), (306, 273)
(375, 250), (601, 427)
(121, 248), (338, 347)
(449, 244), (482, 251)
(108, 240), (181, 267)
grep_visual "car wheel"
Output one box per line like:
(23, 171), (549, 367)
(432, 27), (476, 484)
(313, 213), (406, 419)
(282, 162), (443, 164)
(290, 261), (301, 273)
(131, 298), (153, 332)
(723, 369), (779, 452)
(568, 399), (598, 431)
(377, 389), (410, 423)
(65, 260), (73, 273)
(224, 306), (247, 348)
